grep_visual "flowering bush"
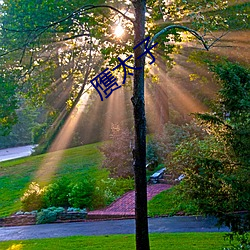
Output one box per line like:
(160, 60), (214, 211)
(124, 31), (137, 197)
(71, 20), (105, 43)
(21, 182), (45, 211)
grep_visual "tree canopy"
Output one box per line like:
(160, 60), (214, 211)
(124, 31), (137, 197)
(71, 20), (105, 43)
(1, 0), (248, 133)
(0, 1), (249, 249)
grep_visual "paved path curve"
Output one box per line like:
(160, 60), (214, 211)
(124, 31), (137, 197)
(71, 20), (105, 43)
(88, 184), (171, 218)
(0, 216), (229, 241)
(0, 145), (37, 162)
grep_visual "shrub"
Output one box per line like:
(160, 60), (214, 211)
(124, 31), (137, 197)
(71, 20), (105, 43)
(36, 206), (64, 224)
(93, 177), (134, 209)
(21, 182), (45, 211)
(223, 233), (250, 250)
(93, 178), (117, 209)
(113, 177), (134, 197)
(43, 177), (71, 208)
(68, 180), (94, 209)
(67, 207), (86, 213)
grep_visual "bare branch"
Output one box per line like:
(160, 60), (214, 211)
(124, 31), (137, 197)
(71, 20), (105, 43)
(205, 30), (230, 49)
(54, 33), (91, 43)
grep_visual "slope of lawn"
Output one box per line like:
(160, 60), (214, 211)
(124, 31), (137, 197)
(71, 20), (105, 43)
(148, 186), (199, 217)
(0, 142), (104, 217)
(0, 140), (189, 219)
(0, 233), (231, 250)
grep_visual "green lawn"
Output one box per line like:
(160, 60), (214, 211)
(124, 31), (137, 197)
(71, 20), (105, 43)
(0, 143), (103, 217)
(148, 186), (199, 217)
(0, 233), (230, 250)
(0, 141), (186, 218)
(0, 141), (197, 218)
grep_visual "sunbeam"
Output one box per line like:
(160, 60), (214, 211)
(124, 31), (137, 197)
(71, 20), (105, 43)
(35, 93), (89, 184)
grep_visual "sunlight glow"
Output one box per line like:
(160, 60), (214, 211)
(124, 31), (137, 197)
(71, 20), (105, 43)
(33, 43), (217, 184)
(114, 24), (124, 37)
(35, 93), (89, 184)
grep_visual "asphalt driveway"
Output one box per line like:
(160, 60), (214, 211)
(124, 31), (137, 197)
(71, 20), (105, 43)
(0, 216), (230, 241)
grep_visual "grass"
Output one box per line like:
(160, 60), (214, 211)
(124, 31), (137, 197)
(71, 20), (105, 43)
(0, 143), (104, 217)
(148, 186), (199, 217)
(0, 233), (231, 250)
(0, 140), (195, 218)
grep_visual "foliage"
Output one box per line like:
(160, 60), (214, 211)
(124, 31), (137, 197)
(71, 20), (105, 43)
(42, 177), (95, 209)
(201, 61), (250, 168)
(32, 123), (48, 144)
(99, 124), (133, 178)
(19, 167), (133, 213)
(207, 2), (250, 30)
(93, 177), (134, 208)
(67, 207), (86, 213)
(93, 178), (118, 208)
(168, 136), (239, 211)
(24, 178), (94, 211)
(146, 140), (160, 171)
(167, 61), (250, 233)
(36, 206), (64, 224)
(0, 74), (18, 136)
(0, 104), (44, 148)
(147, 122), (206, 167)
(0, 0), (242, 139)
(223, 232), (250, 250)
(20, 182), (45, 212)
(43, 178), (71, 208)
(68, 179), (94, 209)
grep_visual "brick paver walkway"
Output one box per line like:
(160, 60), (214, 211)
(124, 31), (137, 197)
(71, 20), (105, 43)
(88, 184), (171, 219)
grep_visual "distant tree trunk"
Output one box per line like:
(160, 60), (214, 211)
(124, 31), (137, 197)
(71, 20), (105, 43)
(132, 1), (150, 250)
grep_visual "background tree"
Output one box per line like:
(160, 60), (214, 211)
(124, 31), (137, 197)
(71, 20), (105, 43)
(168, 60), (250, 233)
(99, 124), (133, 178)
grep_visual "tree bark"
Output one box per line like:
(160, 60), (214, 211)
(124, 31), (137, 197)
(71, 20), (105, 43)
(132, 1), (150, 250)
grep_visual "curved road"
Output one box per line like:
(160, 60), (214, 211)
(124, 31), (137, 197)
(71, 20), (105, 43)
(0, 216), (229, 241)
(0, 145), (36, 162)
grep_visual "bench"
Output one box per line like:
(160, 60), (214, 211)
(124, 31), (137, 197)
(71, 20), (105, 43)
(149, 168), (165, 184)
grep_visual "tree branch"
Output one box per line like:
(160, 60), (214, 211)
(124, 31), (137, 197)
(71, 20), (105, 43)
(1, 4), (134, 33)
(149, 25), (210, 50)
(0, 4), (134, 57)
(83, 5), (134, 23)
(205, 30), (230, 49)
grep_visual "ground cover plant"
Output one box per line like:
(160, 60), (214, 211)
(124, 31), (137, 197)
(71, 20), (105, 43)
(0, 233), (232, 250)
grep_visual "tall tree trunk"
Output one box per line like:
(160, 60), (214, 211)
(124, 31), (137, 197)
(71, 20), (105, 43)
(132, 1), (150, 250)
